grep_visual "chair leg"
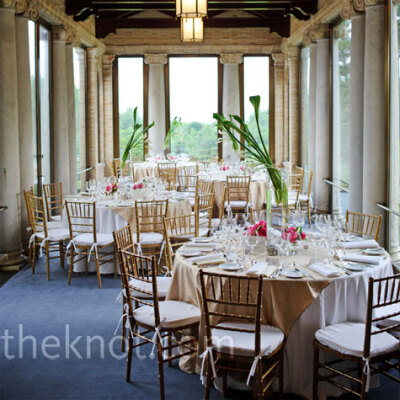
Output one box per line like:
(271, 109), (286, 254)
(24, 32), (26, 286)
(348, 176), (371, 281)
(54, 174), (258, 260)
(126, 333), (133, 382)
(204, 358), (212, 400)
(31, 242), (37, 274)
(84, 254), (88, 276)
(312, 345), (319, 400)
(157, 337), (165, 400)
(167, 333), (172, 367)
(308, 204), (312, 229)
(256, 362), (263, 400)
(95, 255), (102, 289)
(121, 301), (126, 353)
(68, 247), (74, 285)
(45, 242), (50, 281)
(279, 349), (284, 400)
(360, 360), (368, 400)
(59, 242), (64, 269)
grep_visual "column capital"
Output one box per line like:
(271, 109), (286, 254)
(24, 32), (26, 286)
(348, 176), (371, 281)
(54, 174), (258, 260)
(220, 53), (243, 65)
(364, 0), (385, 6)
(0, 0), (15, 9)
(102, 54), (115, 69)
(144, 53), (168, 65)
(281, 40), (299, 58)
(87, 47), (104, 60)
(341, 0), (359, 20)
(52, 25), (67, 43)
(271, 53), (285, 67)
(309, 24), (329, 42)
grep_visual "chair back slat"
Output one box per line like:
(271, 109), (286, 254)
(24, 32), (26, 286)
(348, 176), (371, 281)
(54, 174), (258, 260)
(27, 194), (48, 236)
(177, 174), (198, 194)
(195, 193), (214, 235)
(24, 188), (34, 229)
(113, 159), (130, 178)
(43, 182), (63, 220)
(226, 176), (251, 203)
(119, 250), (161, 325)
(345, 210), (382, 241)
(113, 225), (134, 267)
(199, 270), (263, 355)
(197, 179), (214, 195)
(65, 201), (96, 241)
(135, 200), (168, 240)
(184, 165), (198, 175)
(364, 274), (400, 359)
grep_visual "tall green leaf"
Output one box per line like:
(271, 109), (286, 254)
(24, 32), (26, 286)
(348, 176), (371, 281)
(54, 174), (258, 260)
(164, 116), (182, 149)
(213, 95), (287, 204)
(121, 107), (154, 168)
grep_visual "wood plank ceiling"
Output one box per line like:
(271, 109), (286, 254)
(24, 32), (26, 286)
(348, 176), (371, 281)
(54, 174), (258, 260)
(65, 0), (319, 39)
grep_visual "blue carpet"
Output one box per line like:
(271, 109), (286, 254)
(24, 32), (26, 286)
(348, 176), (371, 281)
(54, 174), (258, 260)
(0, 258), (399, 400)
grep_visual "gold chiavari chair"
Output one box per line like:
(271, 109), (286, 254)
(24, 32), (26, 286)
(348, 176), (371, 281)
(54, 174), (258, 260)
(298, 169), (313, 228)
(177, 174), (198, 195)
(134, 200), (168, 262)
(163, 214), (197, 272)
(198, 161), (210, 172)
(184, 164), (199, 175)
(113, 159), (130, 178)
(119, 250), (200, 399)
(345, 210), (382, 241)
(195, 192), (214, 237)
(158, 162), (177, 190)
(199, 270), (285, 400)
(113, 225), (171, 352)
(313, 275), (400, 400)
(43, 182), (63, 224)
(24, 188), (34, 265)
(27, 194), (70, 280)
(65, 201), (116, 288)
(197, 179), (214, 195)
(220, 175), (251, 220)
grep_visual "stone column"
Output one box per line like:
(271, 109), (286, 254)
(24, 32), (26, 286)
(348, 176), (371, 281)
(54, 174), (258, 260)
(87, 47), (99, 180)
(283, 60), (289, 163)
(52, 26), (70, 195)
(65, 41), (77, 194)
(314, 26), (330, 213)
(349, 13), (365, 214)
(15, 12), (33, 243)
(0, 4), (24, 267)
(309, 43), (317, 200)
(271, 54), (285, 166)
(390, 1), (400, 258)
(362, 3), (386, 244)
(77, 49), (87, 191)
(220, 53), (242, 162)
(283, 45), (300, 167)
(102, 54), (115, 175)
(98, 64), (105, 165)
(145, 53), (167, 157)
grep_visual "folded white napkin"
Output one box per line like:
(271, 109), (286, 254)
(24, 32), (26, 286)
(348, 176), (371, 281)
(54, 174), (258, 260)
(190, 253), (225, 266)
(246, 262), (275, 277)
(341, 239), (379, 249)
(309, 262), (341, 277)
(342, 254), (383, 265)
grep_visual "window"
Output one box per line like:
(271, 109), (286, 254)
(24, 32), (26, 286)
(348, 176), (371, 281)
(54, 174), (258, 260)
(118, 57), (144, 158)
(28, 21), (51, 194)
(73, 48), (86, 192)
(389, 1), (400, 255)
(300, 47), (310, 168)
(331, 20), (351, 218)
(243, 56), (270, 148)
(169, 57), (218, 160)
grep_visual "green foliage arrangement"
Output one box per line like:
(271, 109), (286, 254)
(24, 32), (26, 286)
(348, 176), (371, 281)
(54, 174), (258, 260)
(164, 116), (182, 149)
(213, 95), (287, 204)
(121, 107), (154, 168)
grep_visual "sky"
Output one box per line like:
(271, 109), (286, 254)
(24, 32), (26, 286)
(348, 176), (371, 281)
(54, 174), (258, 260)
(117, 56), (269, 124)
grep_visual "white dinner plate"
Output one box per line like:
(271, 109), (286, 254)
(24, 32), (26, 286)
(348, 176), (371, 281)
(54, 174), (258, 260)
(363, 248), (385, 255)
(345, 263), (366, 271)
(219, 263), (242, 272)
(180, 250), (203, 257)
(192, 237), (213, 243)
(281, 268), (304, 279)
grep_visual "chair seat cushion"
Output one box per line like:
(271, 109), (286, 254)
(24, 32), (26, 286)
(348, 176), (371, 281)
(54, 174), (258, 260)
(74, 233), (114, 246)
(129, 276), (172, 298)
(211, 321), (284, 357)
(133, 300), (200, 329)
(36, 228), (70, 242)
(134, 232), (163, 245)
(50, 215), (62, 221)
(315, 322), (399, 358)
(189, 197), (195, 207)
(224, 201), (248, 209)
(173, 227), (209, 240)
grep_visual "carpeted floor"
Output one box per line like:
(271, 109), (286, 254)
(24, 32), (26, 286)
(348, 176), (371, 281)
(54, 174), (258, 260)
(0, 258), (399, 400)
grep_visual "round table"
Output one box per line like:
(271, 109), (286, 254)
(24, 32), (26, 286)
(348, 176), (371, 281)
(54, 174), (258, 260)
(62, 196), (192, 274)
(166, 243), (393, 399)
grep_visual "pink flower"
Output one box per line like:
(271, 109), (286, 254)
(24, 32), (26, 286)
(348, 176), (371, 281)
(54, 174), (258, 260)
(222, 165), (227, 171)
(137, 182), (143, 189)
(106, 184), (112, 192)
(301, 232), (306, 240)
(240, 165), (245, 171)
(133, 184), (137, 190)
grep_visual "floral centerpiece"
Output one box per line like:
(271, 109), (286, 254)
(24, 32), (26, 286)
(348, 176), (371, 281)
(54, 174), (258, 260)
(282, 226), (306, 243)
(220, 164), (230, 172)
(133, 181), (145, 190)
(105, 182), (118, 196)
(246, 220), (267, 237)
